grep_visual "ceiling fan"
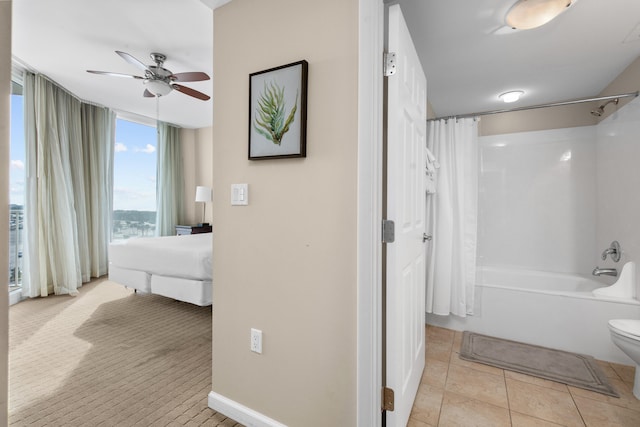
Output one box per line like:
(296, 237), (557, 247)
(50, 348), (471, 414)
(87, 51), (211, 100)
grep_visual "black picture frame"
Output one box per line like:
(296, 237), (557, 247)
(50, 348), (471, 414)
(249, 60), (308, 160)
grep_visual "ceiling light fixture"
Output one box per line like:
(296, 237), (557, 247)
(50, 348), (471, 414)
(144, 79), (172, 97)
(499, 90), (524, 103)
(506, 0), (573, 30)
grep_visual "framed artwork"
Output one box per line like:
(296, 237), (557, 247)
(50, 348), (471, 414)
(249, 60), (308, 160)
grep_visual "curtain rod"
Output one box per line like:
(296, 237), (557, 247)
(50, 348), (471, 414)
(20, 67), (183, 129)
(428, 91), (640, 122)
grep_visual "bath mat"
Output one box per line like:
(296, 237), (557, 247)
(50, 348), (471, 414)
(460, 332), (619, 397)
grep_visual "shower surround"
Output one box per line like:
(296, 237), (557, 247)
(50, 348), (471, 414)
(427, 97), (640, 364)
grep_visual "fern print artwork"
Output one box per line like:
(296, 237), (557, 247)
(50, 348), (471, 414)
(248, 60), (307, 159)
(253, 81), (298, 146)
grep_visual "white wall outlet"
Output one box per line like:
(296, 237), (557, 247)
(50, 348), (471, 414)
(250, 328), (262, 354)
(231, 183), (249, 206)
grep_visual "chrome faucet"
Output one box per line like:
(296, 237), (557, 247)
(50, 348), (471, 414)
(601, 241), (621, 262)
(592, 267), (618, 277)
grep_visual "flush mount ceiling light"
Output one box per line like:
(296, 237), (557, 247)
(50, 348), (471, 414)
(499, 90), (524, 103)
(506, 0), (573, 30)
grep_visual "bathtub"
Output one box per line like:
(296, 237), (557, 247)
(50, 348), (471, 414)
(426, 266), (640, 364)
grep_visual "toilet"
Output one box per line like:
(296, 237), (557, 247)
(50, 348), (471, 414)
(608, 319), (640, 399)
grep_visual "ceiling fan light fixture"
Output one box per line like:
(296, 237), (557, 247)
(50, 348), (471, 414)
(144, 79), (172, 96)
(506, 0), (573, 30)
(499, 90), (524, 103)
(88, 51), (210, 101)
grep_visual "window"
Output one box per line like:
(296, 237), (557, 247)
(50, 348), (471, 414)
(112, 118), (157, 240)
(9, 81), (24, 289)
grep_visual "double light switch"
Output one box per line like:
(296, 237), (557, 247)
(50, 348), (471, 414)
(231, 183), (248, 206)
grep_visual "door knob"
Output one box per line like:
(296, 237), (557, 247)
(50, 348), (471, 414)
(423, 233), (432, 242)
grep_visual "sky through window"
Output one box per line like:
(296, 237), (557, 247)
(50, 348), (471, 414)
(113, 118), (157, 212)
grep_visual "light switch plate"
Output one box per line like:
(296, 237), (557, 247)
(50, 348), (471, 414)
(231, 184), (249, 205)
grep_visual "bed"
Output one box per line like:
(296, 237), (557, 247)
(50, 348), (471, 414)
(108, 233), (212, 306)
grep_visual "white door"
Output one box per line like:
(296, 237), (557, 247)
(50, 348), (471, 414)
(385, 4), (427, 427)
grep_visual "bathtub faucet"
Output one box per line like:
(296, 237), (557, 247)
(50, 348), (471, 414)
(601, 240), (621, 262)
(592, 267), (618, 277)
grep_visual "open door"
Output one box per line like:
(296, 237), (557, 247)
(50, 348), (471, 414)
(384, 4), (427, 427)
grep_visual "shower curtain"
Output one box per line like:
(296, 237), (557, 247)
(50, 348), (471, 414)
(426, 118), (478, 317)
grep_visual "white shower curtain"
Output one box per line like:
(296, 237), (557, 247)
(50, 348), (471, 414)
(426, 118), (478, 317)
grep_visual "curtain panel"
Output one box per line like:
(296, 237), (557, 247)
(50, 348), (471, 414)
(425, 118), (479, 317)
(22, 73), (114, 297)
(155, 122), (183, 236)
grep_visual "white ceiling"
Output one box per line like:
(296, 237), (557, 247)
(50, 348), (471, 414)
(12, 1), (640, 127)
(12, 0), (216, 129)
(399, 0), (640, 118)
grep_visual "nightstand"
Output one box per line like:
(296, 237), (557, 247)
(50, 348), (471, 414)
(175, 224), (212, 236)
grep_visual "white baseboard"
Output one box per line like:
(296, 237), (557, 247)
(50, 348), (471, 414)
(9, 288), (23, 306)
(208, 391), (287, 427)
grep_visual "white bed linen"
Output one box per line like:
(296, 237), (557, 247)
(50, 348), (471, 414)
(108, 265), (151, 293)
(151, 275), (212, 306)
(109, 233), (212, 280)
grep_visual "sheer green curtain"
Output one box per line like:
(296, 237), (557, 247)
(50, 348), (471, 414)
(155, 121), (183, 236)
(80, 104), (114, 279)
(22, 73), (114, 297)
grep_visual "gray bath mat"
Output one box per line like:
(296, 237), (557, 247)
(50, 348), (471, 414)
(460, 331), (619, 397)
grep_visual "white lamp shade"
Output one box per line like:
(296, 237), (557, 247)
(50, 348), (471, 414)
(195, 186), (212, 203)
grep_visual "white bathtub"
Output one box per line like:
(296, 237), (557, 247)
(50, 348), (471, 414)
(426, 266), (640, 364)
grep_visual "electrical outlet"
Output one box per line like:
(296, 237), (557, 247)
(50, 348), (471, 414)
(250, 328), (262, 354)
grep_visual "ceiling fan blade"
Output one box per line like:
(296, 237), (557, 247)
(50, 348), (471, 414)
(170, 72), (210, 82)
(87, 70), (144, 79)
(143, 89), (156, 98)
(116, 50), (151, 73)
(171, 83), (210, 101)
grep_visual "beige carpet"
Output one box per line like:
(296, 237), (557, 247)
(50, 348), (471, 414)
(9, 278), (242, 426)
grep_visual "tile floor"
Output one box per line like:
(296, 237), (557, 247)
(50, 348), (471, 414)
(409, 325), (640, 427)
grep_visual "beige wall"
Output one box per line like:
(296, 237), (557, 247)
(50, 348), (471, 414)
(211, 0), (358, 425)
(596, 56), (640, 121)
(477, 56), (640, 136)
(1, 2), (11, 423)
(478, 103), (597, 136)
(427, 100), (435, 119)
(181, 126), (214, 225)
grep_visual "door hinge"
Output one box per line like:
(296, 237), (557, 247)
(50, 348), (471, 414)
(382, 387), (395, 411)
(384, 52), (397, 76)
(382, 219), (395, 243)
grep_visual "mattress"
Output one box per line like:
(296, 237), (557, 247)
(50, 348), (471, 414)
(109, 233), (212, 280)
